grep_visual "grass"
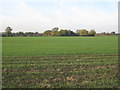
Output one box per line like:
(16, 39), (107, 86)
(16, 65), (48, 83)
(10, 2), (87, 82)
(2, 36), (119, 88)
(2, 36), (118, 56)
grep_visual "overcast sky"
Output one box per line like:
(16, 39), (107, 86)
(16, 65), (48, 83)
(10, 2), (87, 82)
(0, 0), (119, 33)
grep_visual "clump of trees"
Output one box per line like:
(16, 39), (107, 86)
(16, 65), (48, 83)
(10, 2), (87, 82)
(2, 26), (118, 37)
(2, 26), (43, 37)
(2, 27), (13, 37)
(43, 27), (77, 36)
(89, 30), (96, 36)
(43, 27), (96, 36)
(76, 29), (96, 36)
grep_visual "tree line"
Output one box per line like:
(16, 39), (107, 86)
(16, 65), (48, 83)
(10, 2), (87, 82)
(2, 26), (117, 37)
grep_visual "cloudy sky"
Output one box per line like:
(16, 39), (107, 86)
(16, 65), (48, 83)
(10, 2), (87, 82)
(0, 0), (119, 33)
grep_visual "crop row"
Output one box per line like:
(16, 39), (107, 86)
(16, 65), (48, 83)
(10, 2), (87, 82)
(2, 55), (119, 88)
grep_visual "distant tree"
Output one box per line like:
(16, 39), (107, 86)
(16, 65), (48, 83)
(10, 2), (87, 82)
(88, 30), (96, 36)
(76, 30), (80, 36)
(5, 26), (12, 36)
(52, 27), (59, 32)
(110, 31), (115, 35)
(19, 31), (24, 35)
(59, 29), (69, 36)
(35, 32), (38, 34)
(44, 30), (52, 36)
(14, 31), (24, 36)
(26, 32), (35, 36)
(67, 30), (76, 36)
(79, 29), (88, 36)
(51, 31), (60, 36)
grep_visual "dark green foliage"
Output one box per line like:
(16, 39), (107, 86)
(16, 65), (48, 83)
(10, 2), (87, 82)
(67, 30), (77, 36)
(5, 26), (12, 37)
(58, 29), (76, 36)
(59, 29), (69, 36)
(43, 29), (77, 36)
(110, 31), (115, 35)
(52, 27), (59, 32)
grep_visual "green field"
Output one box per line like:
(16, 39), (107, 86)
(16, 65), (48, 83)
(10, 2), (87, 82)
(2, 36), (119, 88)
(2, 36), (118, 56)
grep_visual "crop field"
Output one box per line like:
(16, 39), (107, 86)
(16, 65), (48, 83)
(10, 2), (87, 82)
(2, 36), (119, 88)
